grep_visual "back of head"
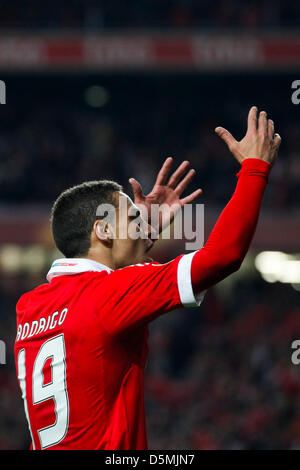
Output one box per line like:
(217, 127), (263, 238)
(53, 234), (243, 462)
(51, 180), (122, 258)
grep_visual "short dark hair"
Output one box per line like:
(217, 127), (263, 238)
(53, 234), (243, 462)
(51, 180), (122, 258)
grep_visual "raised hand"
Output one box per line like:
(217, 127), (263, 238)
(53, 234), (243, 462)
(215, 106), (281, 167)
(129, 157), (202, 235)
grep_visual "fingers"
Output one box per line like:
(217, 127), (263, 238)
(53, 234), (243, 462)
(248, 107), (275, 140)
(155, 157), (173, 185)
(128, 178), (143, 200)
(215, 126), (237, 151)
(258, 110), (268, 135)
(247, 106), (258, 133)
(180, 188), (202, 205)
(268, 119), (274, 140)
(174, 168), (196, 196)
(259, 112), (278, 147)
(215, 107), (280, 167)
(269, 133), (281, 167)
(167, 160), (190, 189)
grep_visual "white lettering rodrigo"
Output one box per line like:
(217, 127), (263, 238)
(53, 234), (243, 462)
(16, 308), (68, 342)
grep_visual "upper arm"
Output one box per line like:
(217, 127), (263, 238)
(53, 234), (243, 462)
(93, 253), (206, 335)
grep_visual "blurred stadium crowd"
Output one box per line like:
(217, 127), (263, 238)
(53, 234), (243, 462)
(0, 270), (299, 449)
(0, 73), (299, 210)
(0, 0), (299, 29)
(148, 279), (300, 449)
(146, 278), (300, 450)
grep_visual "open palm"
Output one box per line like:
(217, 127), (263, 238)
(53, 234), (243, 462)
(129, 157), (202, 235)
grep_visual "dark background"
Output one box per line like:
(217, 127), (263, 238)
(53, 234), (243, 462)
(0, 0), (300, 450)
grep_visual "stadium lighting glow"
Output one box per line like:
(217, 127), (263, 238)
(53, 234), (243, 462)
(0, 245), (57, 274)
(22, 245), (47, 273)
(0, 244), (23, 273)
(255, 251), (300, 284)
(84, 86), (109, 108)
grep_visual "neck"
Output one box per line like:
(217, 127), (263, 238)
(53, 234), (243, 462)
(83, 247), (115, 270)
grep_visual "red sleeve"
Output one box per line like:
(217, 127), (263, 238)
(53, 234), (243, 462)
(96, 255), (205, 335)
(191, 158), (271, 292)
(93, 158), (270, 335)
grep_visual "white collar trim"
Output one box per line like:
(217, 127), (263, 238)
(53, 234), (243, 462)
(47, 258), (113, 282)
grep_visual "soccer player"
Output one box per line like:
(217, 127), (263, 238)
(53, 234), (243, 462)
(14, 107), (280, 450)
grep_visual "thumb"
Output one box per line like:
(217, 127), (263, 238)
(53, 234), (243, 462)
(129, 178), (143, 200)
(215, 127), (237, 151)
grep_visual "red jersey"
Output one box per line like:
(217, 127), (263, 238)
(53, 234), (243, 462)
(14, 159), (271, 450)
(14, 254), (204, 450)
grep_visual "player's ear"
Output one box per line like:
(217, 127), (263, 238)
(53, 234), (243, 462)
(94, 220), (114, 243)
